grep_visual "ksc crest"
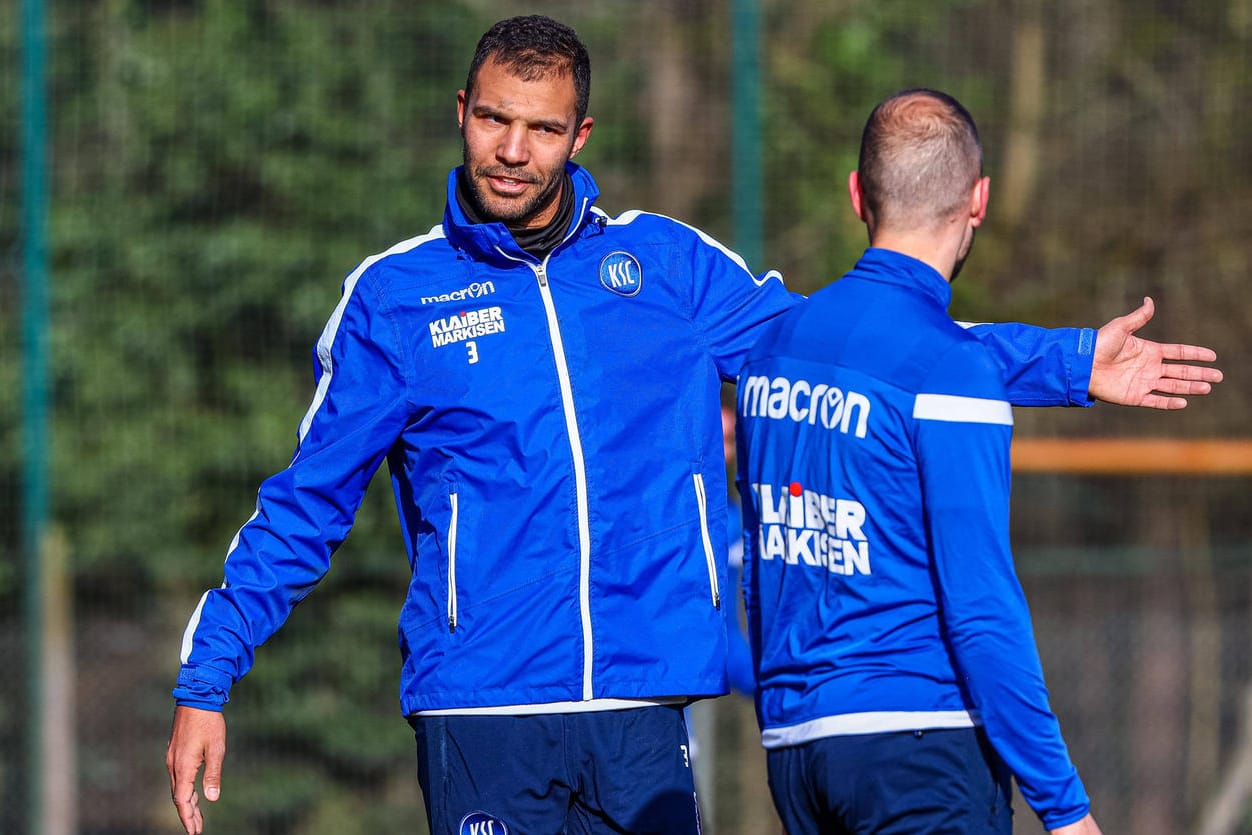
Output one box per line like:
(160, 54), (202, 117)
(599, 251), (643, 297)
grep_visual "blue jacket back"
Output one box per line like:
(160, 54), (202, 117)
(736, 248), (1090, 828)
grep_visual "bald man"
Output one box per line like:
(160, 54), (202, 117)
(736, 89), (1103, 834)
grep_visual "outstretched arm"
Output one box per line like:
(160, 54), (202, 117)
(1090, 297), (1223, 409)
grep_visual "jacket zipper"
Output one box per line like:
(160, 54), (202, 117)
(692, 472), (722, 609)
(447, 491), (459, 632)
(531, 261), (595, 700)
(493, 206), (594, 698)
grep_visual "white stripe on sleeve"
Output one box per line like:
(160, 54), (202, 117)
(913, 393), (1013, 425)
(296, 225), (444, 443)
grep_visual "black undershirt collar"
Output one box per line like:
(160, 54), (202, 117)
(456, 170), (575, 260)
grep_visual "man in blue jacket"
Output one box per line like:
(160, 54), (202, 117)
(737, 89), (1122, 834)
(166, 17), (1219, 835)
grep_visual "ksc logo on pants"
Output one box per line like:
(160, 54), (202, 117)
(459, 811), (508, 835)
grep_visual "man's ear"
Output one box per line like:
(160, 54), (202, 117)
(970, 175), (990, 227)
(569, 116), (595, 159)
(456, 90), (467, 130)
(848, 170), (867, 221)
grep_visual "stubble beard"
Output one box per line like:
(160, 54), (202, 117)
(462, 147), (565, 229)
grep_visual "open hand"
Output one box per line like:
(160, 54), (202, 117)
(1090, 297), (1222, 409)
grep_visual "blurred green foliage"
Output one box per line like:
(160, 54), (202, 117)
(1, 1), (1250, 833)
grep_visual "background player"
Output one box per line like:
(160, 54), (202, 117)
(736, 89), (1140, 833)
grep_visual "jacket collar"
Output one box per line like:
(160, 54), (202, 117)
(442, 162), (601, 265)
(853, 247), (953, 309)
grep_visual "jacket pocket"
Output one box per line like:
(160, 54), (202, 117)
(447, 491), (460, 632)
(692, 472), (722, 609)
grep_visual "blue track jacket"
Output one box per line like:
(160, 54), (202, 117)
(736, 248), (1091, 828)
(174, 167), (1095, 722)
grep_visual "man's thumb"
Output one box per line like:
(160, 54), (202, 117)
(203, 755), (223, 802)
(1126, 296), (1155, 331)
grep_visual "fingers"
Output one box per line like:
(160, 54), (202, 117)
(1138, 393), (1189, 411)
(168, 741), (204, 834)
(167, 707), (226, 834)
(1169, 364), (1223, 384)
(166, 742), (196, 834)
(1152, 377), (1214, 396)
(1135, 373), (1219, 409)
(1159, 344), (1222, 367)
(170, 775), (203, 834)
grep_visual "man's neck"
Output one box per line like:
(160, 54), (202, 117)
(868, 228), (962, 283)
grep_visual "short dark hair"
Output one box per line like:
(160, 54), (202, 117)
(465, 15), (591, 124)
(857, 88), (983, 230)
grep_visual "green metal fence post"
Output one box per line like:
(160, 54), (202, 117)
(20, 0), (50, 832)
(731, 0), (763, 270)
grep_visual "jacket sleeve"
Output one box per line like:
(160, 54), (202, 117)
(914, 340), (1090, 829)
(172, 267), (414, 709)
(675, 222), (1094, 402)
(678, 223), (802, 380)
(962, 322), (1096, 407)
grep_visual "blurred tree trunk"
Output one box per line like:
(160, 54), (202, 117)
(640, 0), (723, 220)
(999, 0), (1045, 229)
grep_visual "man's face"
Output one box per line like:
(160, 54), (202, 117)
(457, 58), (593, 229)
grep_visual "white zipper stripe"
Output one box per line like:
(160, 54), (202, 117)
(538, 269), (595, 699)
(493, 198), (596, 699)
(447, 492), (459, 631)
(692, 473), (721, 609)
(524, 258), (594, 700)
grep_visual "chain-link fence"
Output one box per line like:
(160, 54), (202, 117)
(3, 1), (1250, 833)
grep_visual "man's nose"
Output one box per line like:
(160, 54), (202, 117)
(497, 124), (529, 166)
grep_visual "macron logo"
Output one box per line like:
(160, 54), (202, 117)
(421, 281), (496, 305)
(740, 375), (871, 437)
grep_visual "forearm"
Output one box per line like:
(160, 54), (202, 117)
(173, 474), (352, 706)
(963, 322), (1095, 407)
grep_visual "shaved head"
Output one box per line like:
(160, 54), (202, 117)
(857, 89), (983, 235)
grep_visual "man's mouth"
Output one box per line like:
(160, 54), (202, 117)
(482, 170), (536, 195)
